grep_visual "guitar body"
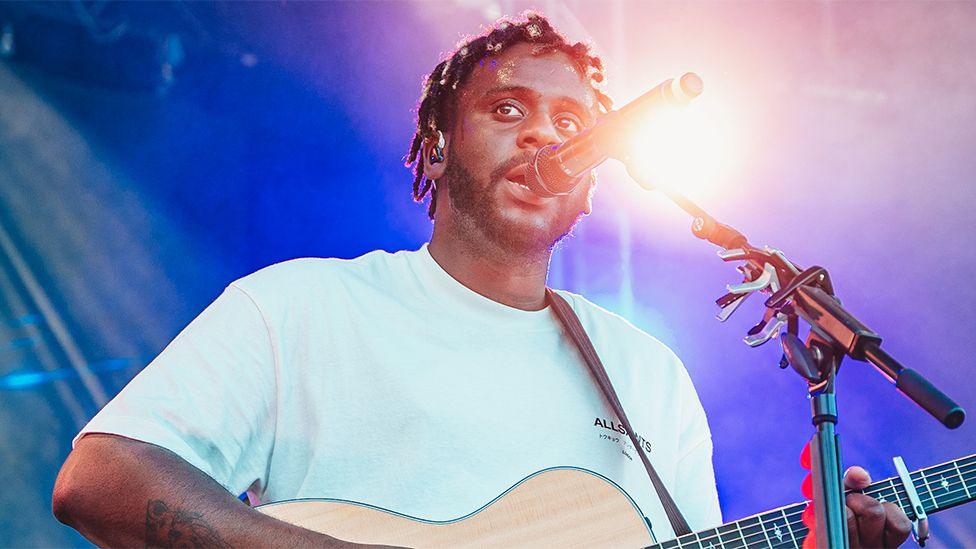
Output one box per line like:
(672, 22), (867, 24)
(257, 467), (655, 548)
(258, 454), (976, 548)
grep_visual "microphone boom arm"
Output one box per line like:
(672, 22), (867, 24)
(667, 189), (965, 429)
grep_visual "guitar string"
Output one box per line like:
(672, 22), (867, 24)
(909, 462), (976, 512)
(652, 480), (976, 549)
(663, 509), (807, 549)
(902, 459), (976, 496)
(911, 458), (976, 505)
(911, 455), (976, 479)
(729, 466), (976, 549)
(666, 480), (967, 549)
(906, 459), (974, 482)
(664, 514), (809, 549)
(657, 511), (796, 548)
(669, 490), (894, 549)
(659, 461), (976, 549)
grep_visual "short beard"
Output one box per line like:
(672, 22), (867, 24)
(443, 156), (587, 258)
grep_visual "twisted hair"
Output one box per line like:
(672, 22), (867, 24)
(405, 11), (613, 219)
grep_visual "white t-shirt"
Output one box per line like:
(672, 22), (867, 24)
(76, 244), (721, 541)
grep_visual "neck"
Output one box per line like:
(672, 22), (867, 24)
(428, 219), (551, 311)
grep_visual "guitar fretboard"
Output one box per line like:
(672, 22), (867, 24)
(648, 454), (976, 549)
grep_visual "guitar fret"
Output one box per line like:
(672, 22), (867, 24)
(677, 499), (882, 549)
(712, 526), (733, 549)
(887, 478), (909, 515)
(865, 478), (893, 506)
(957, 462), (975, 498)
(709, 528), (725, 549)
(675, 530), (696, 549)
(925, 467), (969, 511)
(738, 517), (767, 548)
(961, 460), (976, 495)
(694, 526), (722, 549)
(732, 519), (747, 549)
(779, 508), (799, 548)
(934, 484), (971, 509)
(907, 457), (976, 516)
(714, 522), (742, 549)
(885, 487), (904, 512)
(781, 510), (807, 548)
(962, 466), (976, 491)
(917, 469), (939, 511)
(760, 512), (792, 549)
(785, 508), (810, 547)
(754, 513), (774, 549)
(784, 519), (809, 548)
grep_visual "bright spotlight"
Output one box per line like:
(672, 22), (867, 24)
(624, 94), (735, 201)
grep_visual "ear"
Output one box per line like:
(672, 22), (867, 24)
(422, 132), (449, 180)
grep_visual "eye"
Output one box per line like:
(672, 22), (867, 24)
(555, 114), (582, 134)
(492, 102), (525, 119)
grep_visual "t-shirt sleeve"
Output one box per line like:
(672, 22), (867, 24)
(74, 284), (277, 496)
(673, 366), (723, 531)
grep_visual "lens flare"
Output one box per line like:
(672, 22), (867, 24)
(623, 94), (737, 202)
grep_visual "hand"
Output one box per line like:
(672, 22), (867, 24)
(800, 441), (914, 549)
(844, 466), (913, 548)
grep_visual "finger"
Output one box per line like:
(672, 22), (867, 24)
(847, 506), (860, 548)
(847, 493), (886, 548)
(882, 502), (913, 548)
(844, 466), (872, 490)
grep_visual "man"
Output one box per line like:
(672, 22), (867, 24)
(53, 13), (911, 548)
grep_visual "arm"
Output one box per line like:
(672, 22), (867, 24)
(53, 434), (373, 548)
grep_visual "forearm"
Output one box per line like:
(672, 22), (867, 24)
(53, 434), (351, 548)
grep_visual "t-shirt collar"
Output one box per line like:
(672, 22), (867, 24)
(410, 243), (558, 331)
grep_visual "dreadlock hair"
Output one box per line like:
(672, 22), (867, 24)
(405, 11), (614, 219)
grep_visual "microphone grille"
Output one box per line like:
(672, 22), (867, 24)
(533, 145), (578, 195)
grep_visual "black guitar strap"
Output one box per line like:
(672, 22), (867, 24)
(545, 288), (692, 537)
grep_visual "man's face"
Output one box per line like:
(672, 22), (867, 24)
(439, 42), (599, 256)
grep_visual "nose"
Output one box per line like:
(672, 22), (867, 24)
(516, 112), (561, 151)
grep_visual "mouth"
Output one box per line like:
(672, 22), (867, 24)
(502, 164), (550, 206)
(503, 164), (533, 191)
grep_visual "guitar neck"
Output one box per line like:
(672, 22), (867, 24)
(651, 454), (976, 549)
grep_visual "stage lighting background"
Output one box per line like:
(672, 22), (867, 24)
(0, 2), (973, 546)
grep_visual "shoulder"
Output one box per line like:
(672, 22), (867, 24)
(552, 289), (691, 383)
(228, 248), (416, 307)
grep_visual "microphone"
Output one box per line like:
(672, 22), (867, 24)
(524, 72), (703, 197)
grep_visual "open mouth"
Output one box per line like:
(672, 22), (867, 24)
(503, 164), (533, 191)
(501, 164), (549, 207)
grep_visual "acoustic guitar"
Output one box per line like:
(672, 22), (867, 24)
(257, 454), (975, 548)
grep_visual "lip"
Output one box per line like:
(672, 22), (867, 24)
(503, 164), (551, 206)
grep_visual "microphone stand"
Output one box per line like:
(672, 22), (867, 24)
(650, 186), (966, 549)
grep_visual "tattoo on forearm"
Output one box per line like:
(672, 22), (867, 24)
(145, 499), (233, 548)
